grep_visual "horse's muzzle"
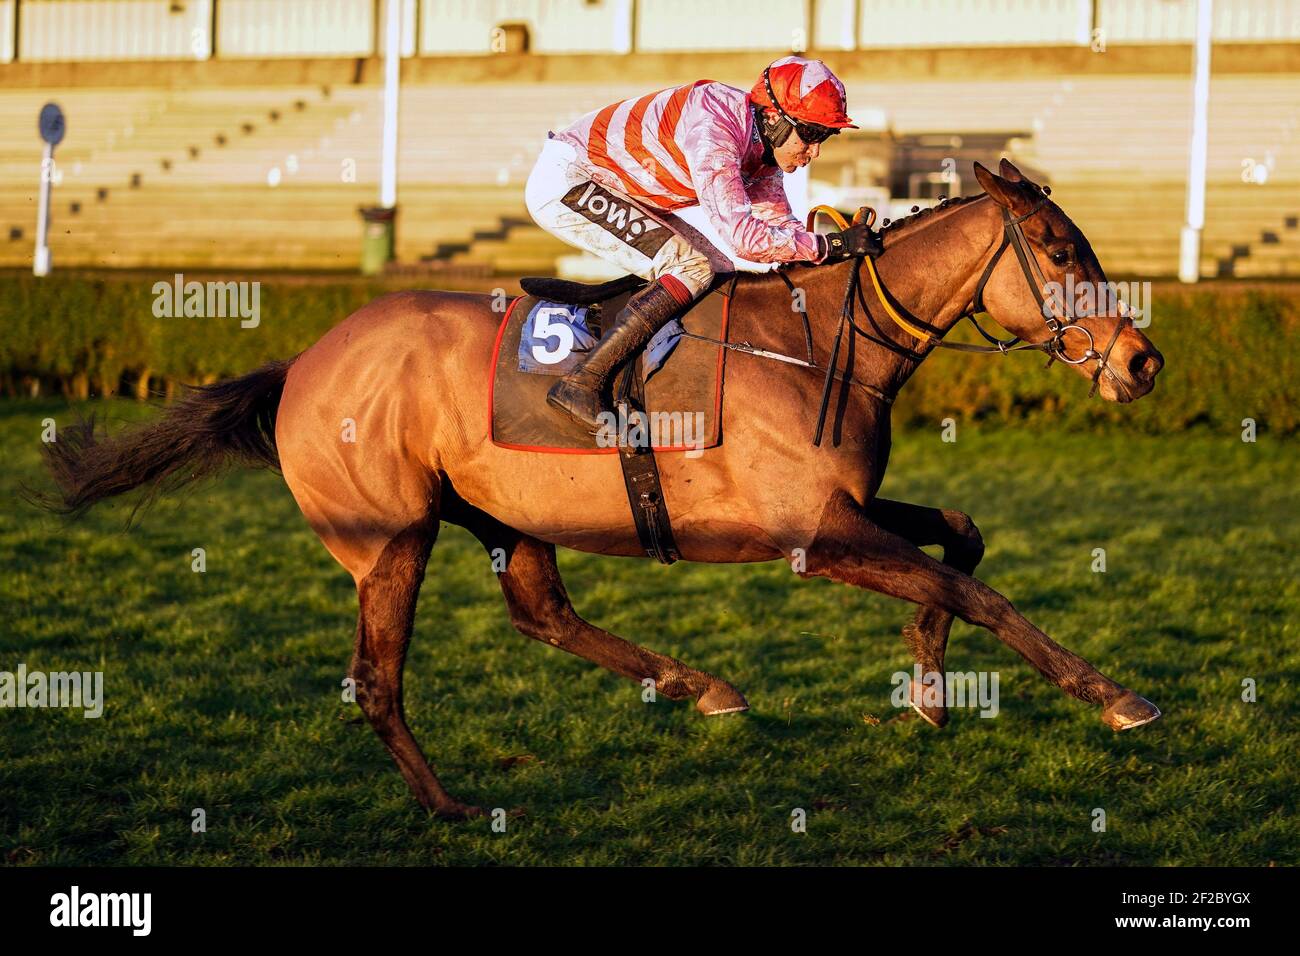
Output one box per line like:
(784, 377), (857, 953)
(1105, 342), (1164, 403)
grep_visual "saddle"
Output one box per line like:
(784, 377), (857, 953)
(490, 275), (731, 454)
(518, 274), (644, 305)
(489, 273), (735, 564)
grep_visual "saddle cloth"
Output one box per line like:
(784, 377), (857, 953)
(489, 285), (730, 453)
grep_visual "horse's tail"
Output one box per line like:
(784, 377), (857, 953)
(29, 359), (294, 521)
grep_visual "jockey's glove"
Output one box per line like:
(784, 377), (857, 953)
(822, 222), (884, 261)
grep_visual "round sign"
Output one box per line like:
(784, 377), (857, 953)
(39, 103), (65, 147)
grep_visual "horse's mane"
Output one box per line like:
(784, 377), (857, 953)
(877, 193), (988, 245)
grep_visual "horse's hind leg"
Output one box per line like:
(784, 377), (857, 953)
(445, 496), (747, 715)
(866, 498), (986, 728)
(279, 433), (478, 816)
(347, 511), (482, 819)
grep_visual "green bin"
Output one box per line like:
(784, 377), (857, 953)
(359, 205), (397, 275)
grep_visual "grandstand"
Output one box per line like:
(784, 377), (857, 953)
(0, 0), (1297, 278)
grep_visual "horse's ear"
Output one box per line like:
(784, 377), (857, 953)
(974, 161), (1013, 207)
(1000, 158), (1046, 192)
(975, 161), (1035, 215)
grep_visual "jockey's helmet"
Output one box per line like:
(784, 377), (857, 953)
(750, 55), (858, 146)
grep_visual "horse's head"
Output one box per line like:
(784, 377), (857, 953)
(971, 159), (1163, 403)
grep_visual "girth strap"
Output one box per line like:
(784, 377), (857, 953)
(613, 357), (680, 565)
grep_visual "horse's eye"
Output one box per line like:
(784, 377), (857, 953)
(1050, 249), (1070, 266)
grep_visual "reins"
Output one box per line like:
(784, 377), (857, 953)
(678, 271), (895, 409)
(803, 201), (1132, 441)
(682, 195), (1133, 446)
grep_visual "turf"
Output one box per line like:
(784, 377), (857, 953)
(1, 399), (1297, 866)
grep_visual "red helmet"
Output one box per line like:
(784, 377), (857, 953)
(750, 56), (858, 130)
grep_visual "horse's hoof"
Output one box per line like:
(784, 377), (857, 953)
(696, 681), (749, 716)
(1102, 691), (1162, 731)
(908, 679), (949, 728)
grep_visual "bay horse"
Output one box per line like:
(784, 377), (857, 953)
(37, 160), (1165, 818)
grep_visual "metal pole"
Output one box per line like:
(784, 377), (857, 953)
(34, 141), (52, 277)
(380, 0), (401, 210)
(1179, 0), (1213, 284)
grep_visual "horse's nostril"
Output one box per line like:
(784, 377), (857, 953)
(1129, 349), (1161, 381)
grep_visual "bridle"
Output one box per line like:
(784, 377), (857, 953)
(965, 197), (1132, 399)
(800, 198), (1133, 444)
(680, 196), (1135, 446)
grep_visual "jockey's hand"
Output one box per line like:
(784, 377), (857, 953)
(822, 222), (883, 261)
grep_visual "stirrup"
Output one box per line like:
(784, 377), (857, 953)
(546, 377), (607, 432)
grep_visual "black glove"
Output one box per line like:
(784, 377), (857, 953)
(822, 222), (883, 261)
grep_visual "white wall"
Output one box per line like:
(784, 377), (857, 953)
(419, 0), (632, 54)
(638, 0), (808, 52)
(18, 0), (211, 62)
(6, 0), (1298, 64)
(857, 0), (1299, 48)
(217, 0), (372, 58)
(858, 0), (1089, 48)
(814, 0), (859, 51)
(1099, 0), (1300, 43)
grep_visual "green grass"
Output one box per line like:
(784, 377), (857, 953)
(1, 400), (1297, 866)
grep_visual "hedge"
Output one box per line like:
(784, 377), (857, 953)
(898, 285), (1299, 434)
(1, 273), (1296, 434)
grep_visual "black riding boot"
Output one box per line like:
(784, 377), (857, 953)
(546, 280), (689, 432)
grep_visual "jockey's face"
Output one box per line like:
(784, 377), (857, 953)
(772, 127), (822, 174)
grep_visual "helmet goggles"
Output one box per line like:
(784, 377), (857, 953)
(762, 67), (839, 146)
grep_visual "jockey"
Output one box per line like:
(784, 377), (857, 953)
(525, 55), (880, 433)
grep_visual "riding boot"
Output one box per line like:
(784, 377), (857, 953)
(546, 279), (691, 432)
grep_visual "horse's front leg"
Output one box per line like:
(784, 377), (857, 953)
(800, 491), (1160, 730)
(865, 498), (986, 728)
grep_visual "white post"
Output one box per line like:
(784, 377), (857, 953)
(1075, 0), (1093, 47)
(34, 142), (53, 277)
(612, 0), (633, 54)
(1179, 0), (1213, 283)
(380, 0), (402, 210)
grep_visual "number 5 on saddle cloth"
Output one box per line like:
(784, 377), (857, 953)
(516, 299), (684, 380)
